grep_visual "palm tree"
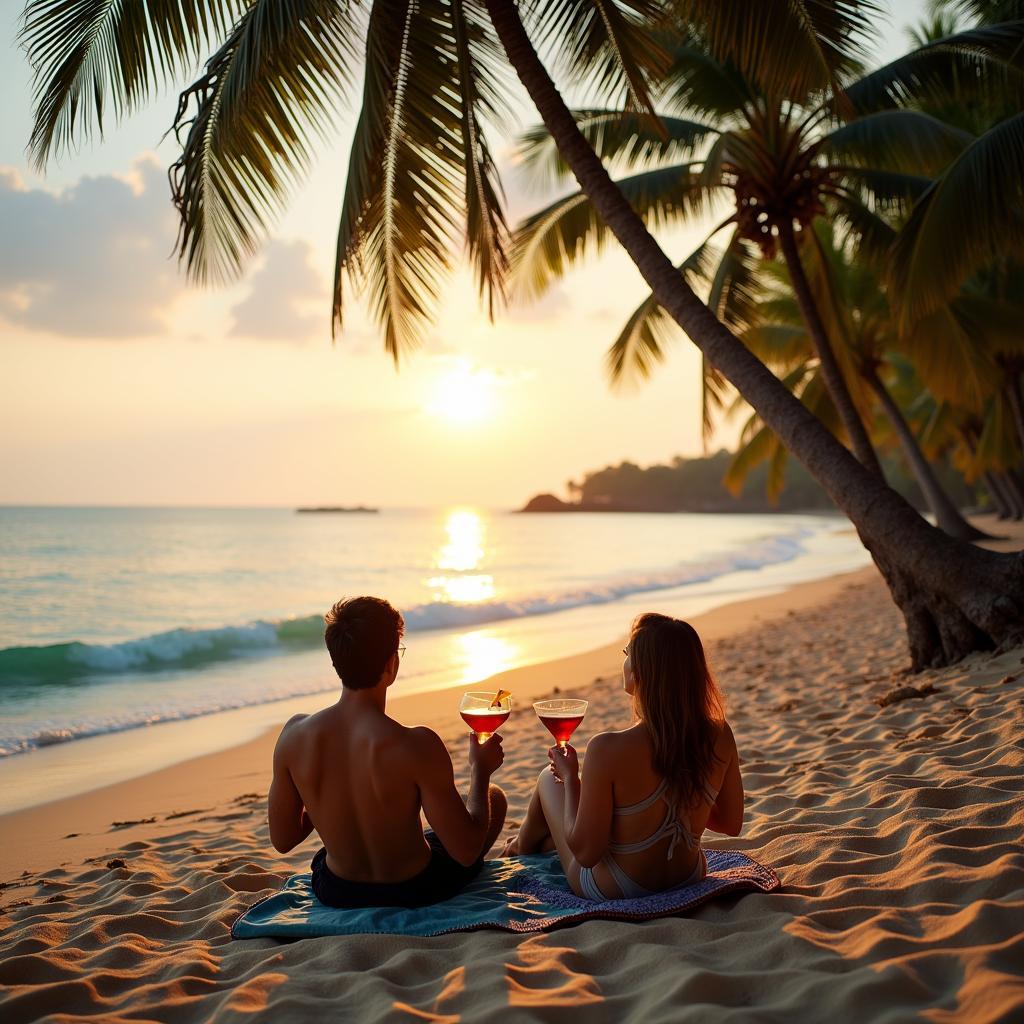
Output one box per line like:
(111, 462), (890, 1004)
(884, 3), (1024, 326)
(484, 0), (1024, 666)
(19, 0), (1024, 667)
(716, 232), (1006, 539)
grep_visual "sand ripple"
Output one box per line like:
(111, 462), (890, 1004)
(2, 576), (1023, 1022)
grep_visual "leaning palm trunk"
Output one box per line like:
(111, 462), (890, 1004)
(484, 0), (1024, 669)
(862, 367), (992, 541)
(1006, 371), (1024, 456)
(983, 471), (1015, 519)
(777, 223), (882, 475)
(1005, 471), (1024, 520)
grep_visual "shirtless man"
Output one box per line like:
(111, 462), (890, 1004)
(268, 595), (507, 908)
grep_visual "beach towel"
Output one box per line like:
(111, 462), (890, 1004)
(231, 849), (779, 939)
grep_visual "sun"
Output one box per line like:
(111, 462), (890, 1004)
(425, 360), (498, 425)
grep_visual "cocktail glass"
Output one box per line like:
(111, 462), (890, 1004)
(460, 691), (512, 744)
(533, 698), (588, 749)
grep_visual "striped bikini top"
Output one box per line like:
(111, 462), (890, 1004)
(608, 777), (719, 861)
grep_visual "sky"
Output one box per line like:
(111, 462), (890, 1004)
(0, 1), (931, 508)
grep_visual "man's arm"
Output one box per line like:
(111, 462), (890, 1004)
(413, 728), (502, 867)
(268, 714), (315, 854)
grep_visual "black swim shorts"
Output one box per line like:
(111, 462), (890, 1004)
(310, 831), (484, 909)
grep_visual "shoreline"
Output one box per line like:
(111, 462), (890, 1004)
(0, 513), (873, 815)
(0, 564), (876, 880)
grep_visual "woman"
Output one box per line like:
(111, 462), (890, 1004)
(506, 613), (743, 900)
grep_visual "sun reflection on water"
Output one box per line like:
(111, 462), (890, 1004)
(429, 509), (495, 604)
(426, 574), (495, 603)
(456, 630), (518, 686)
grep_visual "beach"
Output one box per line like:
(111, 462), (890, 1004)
(1, 516), (1022, 1023)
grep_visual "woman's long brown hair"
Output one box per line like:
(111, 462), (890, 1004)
(629, 613), (724, 808)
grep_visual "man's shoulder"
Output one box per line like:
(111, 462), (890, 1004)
(274, 710), (321, 752)
(403, 723), (446, 752)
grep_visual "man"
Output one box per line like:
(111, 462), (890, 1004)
(268, 595), (507, 907)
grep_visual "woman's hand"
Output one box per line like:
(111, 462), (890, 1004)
(547, 743), (579, 784)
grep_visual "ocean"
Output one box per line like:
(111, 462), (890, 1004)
(0, 506), (871, 790)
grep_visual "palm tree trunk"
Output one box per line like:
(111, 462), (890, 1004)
(485, 0), (1024, 668)
(983, 471), (1013, 518)
(863, 368), (993, 541)
(777, 223), (882, 475)
(994, 472), (1022, 519)
(1005, 371), (1024, 456)
(1004, 471), (1024, 520)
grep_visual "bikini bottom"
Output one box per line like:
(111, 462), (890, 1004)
(576, 848), (707, 902)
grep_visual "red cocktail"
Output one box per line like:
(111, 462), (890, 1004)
(533, 698), (588, 748)
(460, 691), (512, 743)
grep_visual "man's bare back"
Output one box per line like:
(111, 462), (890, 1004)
(266, 596), (506, 906)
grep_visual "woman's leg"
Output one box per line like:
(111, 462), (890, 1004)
(514, 773), (553, 854)
(533, 769), (583, 893)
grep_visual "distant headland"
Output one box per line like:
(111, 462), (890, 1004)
(519, 450), (971, 515)
(295, 506), (379, 514)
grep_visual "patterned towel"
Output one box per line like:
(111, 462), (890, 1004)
(232, 850), (779, 939)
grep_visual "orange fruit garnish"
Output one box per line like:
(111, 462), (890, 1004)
(490, 689), (512, 707)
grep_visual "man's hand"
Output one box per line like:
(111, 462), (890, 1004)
(467, 733), (504, 777)
(547, 743), (579, 784)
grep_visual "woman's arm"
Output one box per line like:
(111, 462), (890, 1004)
(549, 734), (615, 868)
(705, 721), (744, 837)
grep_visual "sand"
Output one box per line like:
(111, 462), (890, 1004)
(1, 516), (1023, 1022)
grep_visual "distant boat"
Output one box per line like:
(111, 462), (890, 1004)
(295, 506), (379, 514)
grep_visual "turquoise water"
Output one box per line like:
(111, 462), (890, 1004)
(0, 506), (871, 757)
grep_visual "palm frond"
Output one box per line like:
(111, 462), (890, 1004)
(890, 111), (1024, 324)
(334, 0), (511, 360)
(170, 0), (357, 287)
(452, 0), (513, 318)
(517, 110), (717, 188)
(525, 0), (669, 111)
(604, 232), (721, 386)
(977, 392), (1020, 469)
(902, 297), (1013, 412)
(828, 192), (897, 267)
(844, 21), (1024, 113)
(700, 355), (731, 445)
(823, 110), (973, 175)
(739, 323), (811, 370)
(511, 162), (717, 298)
(945, 2), (1024, 25)
(705, 232), (760, 331)
(677, 0), (880, 101)
(657, 41), (754, 120)
(835, 167), (934, 208)
(21, 0), (245, 167)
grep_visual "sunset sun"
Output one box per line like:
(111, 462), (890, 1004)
(425, 360), (498, 425)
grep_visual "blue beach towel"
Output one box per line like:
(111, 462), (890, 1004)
(231, 850), (779, 939)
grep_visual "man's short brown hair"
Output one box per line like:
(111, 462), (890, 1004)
(324, 596), (405, 690)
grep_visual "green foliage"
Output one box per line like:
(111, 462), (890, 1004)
(889, 112), (1024, 324)
(674, 0), (881, 100)
(560, 447), (973, 512)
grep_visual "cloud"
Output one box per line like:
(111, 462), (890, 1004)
(0, 157), (189, 337)
(229, 239), (326, 342)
